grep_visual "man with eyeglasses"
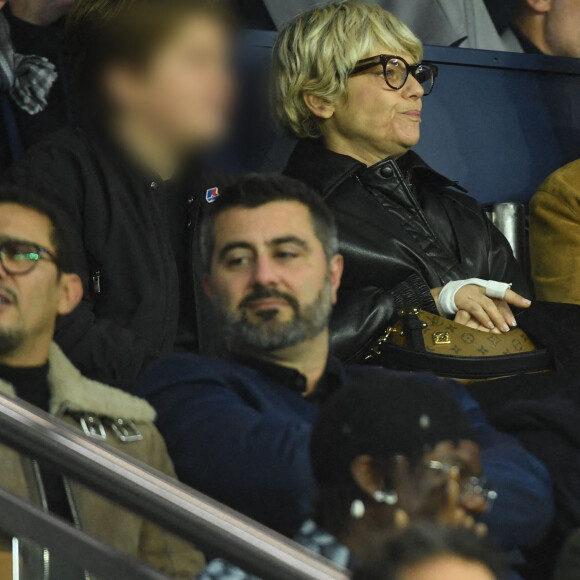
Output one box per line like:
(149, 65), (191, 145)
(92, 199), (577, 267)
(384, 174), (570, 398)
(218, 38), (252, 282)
(273, 1), (534, 368)
(0, 184), (205, 578)
(0, 189), (81, 366)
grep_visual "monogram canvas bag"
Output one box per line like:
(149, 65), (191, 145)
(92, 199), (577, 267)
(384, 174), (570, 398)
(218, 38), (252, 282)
(366, 308), (553, 381)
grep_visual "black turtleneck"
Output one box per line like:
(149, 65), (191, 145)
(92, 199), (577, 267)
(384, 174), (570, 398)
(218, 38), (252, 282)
(0, 362), (73, 522)
(0, 362), (51, 410)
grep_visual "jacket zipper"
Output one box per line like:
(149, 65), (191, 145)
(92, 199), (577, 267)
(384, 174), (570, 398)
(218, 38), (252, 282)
(91, 270), (101, 295)
(401, 168), (441, 243)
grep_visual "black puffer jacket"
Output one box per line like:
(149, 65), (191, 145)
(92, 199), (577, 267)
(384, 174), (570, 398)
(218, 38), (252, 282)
(285, 139), (529, 362)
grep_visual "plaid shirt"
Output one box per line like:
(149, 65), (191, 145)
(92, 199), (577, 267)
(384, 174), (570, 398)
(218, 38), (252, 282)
(0, 11), (57, 115)
(198, 519), (352, 580)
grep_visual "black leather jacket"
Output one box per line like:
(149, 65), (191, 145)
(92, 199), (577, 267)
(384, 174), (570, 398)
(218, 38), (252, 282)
(285, 139), (529, 363)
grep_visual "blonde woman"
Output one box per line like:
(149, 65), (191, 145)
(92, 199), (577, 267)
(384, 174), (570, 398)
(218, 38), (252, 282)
(273, 1), (532, 363)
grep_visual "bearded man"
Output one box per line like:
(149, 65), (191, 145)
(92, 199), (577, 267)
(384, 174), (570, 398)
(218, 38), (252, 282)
(134, 174), (552, 549)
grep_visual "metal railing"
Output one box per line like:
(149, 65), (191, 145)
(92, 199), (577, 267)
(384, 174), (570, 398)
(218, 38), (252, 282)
(0, 487), (170, 580)
(0, 392), (350, 580)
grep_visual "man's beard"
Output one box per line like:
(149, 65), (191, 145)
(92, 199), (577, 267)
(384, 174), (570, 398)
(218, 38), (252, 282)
(215, 278), (334, 353)
(0, 328), (24, 357)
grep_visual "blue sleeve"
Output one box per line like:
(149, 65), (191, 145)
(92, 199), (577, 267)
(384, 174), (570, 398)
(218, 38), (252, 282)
(432, 378), (554, 550)
(135, 358), (317, 532)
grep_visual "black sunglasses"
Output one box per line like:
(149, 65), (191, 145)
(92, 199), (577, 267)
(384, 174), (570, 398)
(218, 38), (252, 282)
(0, 239), (59, 276)
(351, 54), (439, 96)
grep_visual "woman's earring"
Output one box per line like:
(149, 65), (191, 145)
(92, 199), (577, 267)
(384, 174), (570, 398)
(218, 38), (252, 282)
(373, 490), (398, 506)
(350, 499), (366, 519)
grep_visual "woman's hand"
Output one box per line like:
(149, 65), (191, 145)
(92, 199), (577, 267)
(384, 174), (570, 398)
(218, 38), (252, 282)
(453, 286), (531, 333)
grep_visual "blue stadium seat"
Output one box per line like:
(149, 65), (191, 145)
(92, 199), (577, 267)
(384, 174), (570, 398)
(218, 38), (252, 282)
(226, 30), (580, 206)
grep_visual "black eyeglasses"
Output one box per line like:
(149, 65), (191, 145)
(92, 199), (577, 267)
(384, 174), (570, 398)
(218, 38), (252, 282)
(0, 240), (59, 276)
(351, 54), (439, 96)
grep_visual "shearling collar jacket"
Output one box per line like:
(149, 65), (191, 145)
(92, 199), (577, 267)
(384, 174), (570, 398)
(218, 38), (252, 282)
(0, 343), (158, 420)
(285, 139), (530, 362)
(0, 343), (205, 580)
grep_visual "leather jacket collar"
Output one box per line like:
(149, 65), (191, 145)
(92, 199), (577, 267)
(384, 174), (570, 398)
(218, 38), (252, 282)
(285, 139), (466, 201)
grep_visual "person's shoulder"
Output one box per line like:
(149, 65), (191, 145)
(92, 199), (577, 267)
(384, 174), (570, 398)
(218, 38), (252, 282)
(403, 151), (479, 209)
(285, 139), (364, 199)
(18, 126), (93, 160)
(438, 186), (479, 205)
(424, 179), (489, 224)
(536, 159), (580, 201)
(344, 365), (474, 411)
(546, 159), (580, 184)
(433, 183), (482, 216)
(9, 126), (102, 188)
(344, 364), (444, 387)
(134, 354), (260, 397)
(48, 343), (157, 425)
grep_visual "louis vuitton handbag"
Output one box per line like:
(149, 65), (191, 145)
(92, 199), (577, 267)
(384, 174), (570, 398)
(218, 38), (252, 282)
(366, 308), (553, 381)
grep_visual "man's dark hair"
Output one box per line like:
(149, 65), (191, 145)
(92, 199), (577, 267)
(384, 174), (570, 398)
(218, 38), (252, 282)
(0, 185), (76, 274)
(353, 524), (507, 580)
(310, 374), (475, 537)
(66, 0), (235, 118)
(200, 173), (339, 273)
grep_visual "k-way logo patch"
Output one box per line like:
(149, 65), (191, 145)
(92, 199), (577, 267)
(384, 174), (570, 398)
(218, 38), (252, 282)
(206, 187), (220, 203)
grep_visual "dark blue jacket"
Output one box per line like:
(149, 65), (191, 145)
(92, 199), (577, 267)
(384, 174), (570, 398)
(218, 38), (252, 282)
(135, 355), (554, 548)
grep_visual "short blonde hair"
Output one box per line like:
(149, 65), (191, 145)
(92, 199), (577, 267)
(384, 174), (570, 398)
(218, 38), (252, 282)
(272, 1), (423, 139)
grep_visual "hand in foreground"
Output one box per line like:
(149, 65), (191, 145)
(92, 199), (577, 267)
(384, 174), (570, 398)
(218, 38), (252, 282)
(441, 478), (488, 539)
(453, 286), (531, 334)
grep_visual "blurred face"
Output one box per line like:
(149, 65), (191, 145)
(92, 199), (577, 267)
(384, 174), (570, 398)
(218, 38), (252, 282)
(400, 555), (495, 580)
(0, 204), (81, 366)
(204, 201), (343, 353)
(396, 440), (487, 521)
(107, 14), (234, 150)
(316, 48), (424, 166)
(423, 440), (486, 515)
(7, 0), (74, 25)
(545, 0), (580, 57)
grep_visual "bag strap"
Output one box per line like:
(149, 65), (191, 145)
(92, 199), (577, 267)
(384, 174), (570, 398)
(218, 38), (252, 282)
(402, 308), (427, 353)
(379, 344), (553, 380)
